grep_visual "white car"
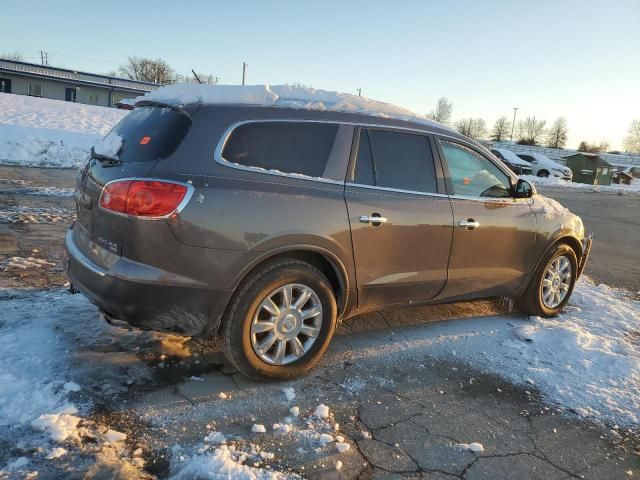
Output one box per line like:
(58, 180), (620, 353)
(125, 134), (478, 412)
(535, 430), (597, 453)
(490, 148), (533, 175)
(623, 166), (640, 179)
(516, 152), (573, 180)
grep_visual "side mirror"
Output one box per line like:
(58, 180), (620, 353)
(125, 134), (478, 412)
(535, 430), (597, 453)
(514, 178), (535, 198)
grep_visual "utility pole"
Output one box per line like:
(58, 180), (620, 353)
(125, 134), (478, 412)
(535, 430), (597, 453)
(213, 76), (219, 85)
(242, 62), (247, 85)
(357, 88), (362, 97)
(510, 107), (519, 142)
(40, 50), (44, 65)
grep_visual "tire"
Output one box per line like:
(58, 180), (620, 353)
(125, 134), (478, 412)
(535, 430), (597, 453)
(221, 258), (337, 380)
(537, 170), (550, 178)
(517, 243), (578, 317)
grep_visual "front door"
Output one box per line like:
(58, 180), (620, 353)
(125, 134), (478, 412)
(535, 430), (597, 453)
(345, 128), (453, 311)
(435, 138), (537, 299)
(65, 87), (77, 102)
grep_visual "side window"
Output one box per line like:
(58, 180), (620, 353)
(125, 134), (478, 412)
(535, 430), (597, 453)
(222, 122), (339, 177)
(519, 154), (534, 163)
(354, 129), (437, 194)
(440, 140), (512, 198)
(491, 149), (503, 159)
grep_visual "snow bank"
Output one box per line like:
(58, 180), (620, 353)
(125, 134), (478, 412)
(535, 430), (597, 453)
(137, 84), (450, 130)
(429, 277), (640, 427)
(523, 174), (640, 196)
(0, 92), (126, 168)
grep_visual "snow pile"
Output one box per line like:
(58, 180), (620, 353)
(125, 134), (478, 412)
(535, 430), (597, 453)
(92, 132), (123, 159)
(137, 84), (451, 130)
(171, 443), (294, 480)
(31, 407), (81, 442)
(522, 174), (640, 196)
(0, 92), (126, 168)
(531, 195), (570, 219)
(429, 277), (640, 427)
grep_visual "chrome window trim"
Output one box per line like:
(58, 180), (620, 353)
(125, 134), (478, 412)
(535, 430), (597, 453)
(213, 118), (465, 186)
(97, 177), (195, 220)
(345, 182), (449, 199)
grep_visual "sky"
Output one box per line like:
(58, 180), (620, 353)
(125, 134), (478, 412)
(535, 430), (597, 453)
(2, 0), (639, 149)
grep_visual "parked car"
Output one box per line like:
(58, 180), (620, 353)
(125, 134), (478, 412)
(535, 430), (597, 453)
(115, 98), (136, 110)
(65, 102), (592, 379)
(516, 152), (573, 180)
(490, 148), (533, 175)
(623, 166), (640, 179)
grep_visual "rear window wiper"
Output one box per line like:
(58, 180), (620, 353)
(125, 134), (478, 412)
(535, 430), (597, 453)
(90, 147), (122, 166)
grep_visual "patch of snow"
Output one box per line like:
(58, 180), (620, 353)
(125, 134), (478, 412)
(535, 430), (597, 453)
(289, 406), (300, 417)
(170, 443), (293, 480)
(137, 84), (452, 131)
(1, 256), (55, 271)
(46, 447), (68, 460)
(429, 277), (640, 427)
(204, 431), (226, 444)
(313, 404), (330, 419)
(188, 376), (205, 382)
(92, 132), (123, 159)
(218, 392), (228, 399)
(531, 195), (570, 219)
(336, 442), (350, 453)
(0, 92), (126, 168)
(282, 387), (296, 402)
(63, 382), (81, 392)
(335, 460), (343, 470)
(318, 433), (333, 445)
(522, 174), (640, 197)
(251, 424), (266, 433)
(103, 429), (127, 443)
(457, 442), (484, 453)
(31, 407), (81, 442)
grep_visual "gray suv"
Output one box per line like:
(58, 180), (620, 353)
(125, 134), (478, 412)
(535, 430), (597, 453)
(65, 102), (591, 379)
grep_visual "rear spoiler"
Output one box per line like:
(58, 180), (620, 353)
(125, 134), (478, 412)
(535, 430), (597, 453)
(134, 100), (191, 116)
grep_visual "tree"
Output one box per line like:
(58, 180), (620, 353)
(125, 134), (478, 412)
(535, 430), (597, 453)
(516, 117), (547, 145)
(427, 97), (453, 125)
(623, 119), (640, 153)
(577, 140), (610, 154)
(490, 116), (511, 142)
(118, 57), (176, 84)
(1, 51), (23, 61)
(546, 117), (569, 149)
(455, 118), (487, 139)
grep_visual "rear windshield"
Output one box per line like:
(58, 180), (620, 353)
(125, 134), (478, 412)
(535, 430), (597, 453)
(104, 106), (191, 162)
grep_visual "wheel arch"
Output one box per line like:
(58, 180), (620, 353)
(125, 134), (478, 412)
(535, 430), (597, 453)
(207, 245), (350, 336)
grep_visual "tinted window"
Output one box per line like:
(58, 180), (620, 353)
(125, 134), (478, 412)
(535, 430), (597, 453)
(517, 154), (534, 163)
(222, 122), (338, 177)
(354, 129), (437, 193)
(104, 106), (191, 163)
(441, 141), (511, 198)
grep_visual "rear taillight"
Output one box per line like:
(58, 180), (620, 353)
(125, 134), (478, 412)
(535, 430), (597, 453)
(99, 179), (189, 217)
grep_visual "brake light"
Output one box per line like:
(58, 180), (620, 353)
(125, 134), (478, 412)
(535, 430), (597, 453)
(99, 180), (189, 217)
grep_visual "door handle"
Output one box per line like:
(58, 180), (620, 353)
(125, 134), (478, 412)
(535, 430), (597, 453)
(360, 214), (388, 225)
(457, 219), (480, 229)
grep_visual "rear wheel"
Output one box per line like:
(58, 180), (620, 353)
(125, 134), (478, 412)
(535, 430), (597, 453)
(221, 259), (337, 380)
(517, 243), (578, 317)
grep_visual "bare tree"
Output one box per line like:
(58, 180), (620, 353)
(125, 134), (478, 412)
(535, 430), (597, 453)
(546, 117), (569, 149)
(516, 117), (547, 145)
(427, 97), (453, 125)
(623, 119), (640, 153)
(455, 118), (487, 139)
(1, 51), (23, 61)
(178, 72), (219, 85)
(119, 57), (176, 84)
(577, 140), (610, 154)
(490, 116), (511, 142)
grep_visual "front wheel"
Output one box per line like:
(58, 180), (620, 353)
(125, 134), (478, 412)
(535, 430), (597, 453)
(537, 170), (550, 178)
(221, 259), (337, 380)
(517, 244), (578, 317)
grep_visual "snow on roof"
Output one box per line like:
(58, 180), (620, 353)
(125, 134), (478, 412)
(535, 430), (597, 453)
(492, 147), (531, 166)
(135, 84), (453, 131)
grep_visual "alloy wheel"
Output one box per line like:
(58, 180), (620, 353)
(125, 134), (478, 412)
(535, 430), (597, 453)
(541, 255), (572, 308)
(250, 283), (323, 365)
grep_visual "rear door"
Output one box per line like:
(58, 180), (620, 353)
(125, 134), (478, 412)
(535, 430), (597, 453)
(435, 138), (537, 298)
(75, 106), (192, 256)
(345, 128), (453, 310)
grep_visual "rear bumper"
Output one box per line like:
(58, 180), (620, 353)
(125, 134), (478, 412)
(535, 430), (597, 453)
(64, 225), (222, 335)
(577, 233), (593, 278)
